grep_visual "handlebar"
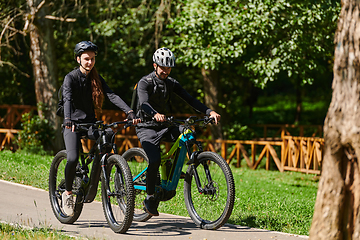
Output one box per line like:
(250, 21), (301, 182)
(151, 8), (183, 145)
(63, 120), (133, 132)
(155, 116), (215, 127)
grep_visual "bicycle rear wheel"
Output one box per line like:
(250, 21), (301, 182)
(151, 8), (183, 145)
(101, 154), (134, 233)
(48, 150), (84, 224)
(122, 147), (152, 222)
(184, 151), (235, 230)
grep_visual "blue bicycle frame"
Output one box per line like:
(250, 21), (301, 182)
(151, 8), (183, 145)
(132, 128), (195, 193)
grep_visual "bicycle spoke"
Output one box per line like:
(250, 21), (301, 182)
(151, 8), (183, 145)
(184, 151), (235, 230)
(48, 150), (84, 224)
(122, 147), (152, 222)
(101, 155), (134, 233)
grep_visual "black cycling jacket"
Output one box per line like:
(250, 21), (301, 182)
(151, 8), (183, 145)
(137, 71), (213, 121)
(62, 68), (132, 123)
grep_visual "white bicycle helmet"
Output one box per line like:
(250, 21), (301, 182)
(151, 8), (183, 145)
(153, 47), (176, 67)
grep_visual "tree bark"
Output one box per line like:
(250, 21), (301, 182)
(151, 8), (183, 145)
(27, 0), (63, 152)
(309, 0), (360, 239)
(201, 68), (223, 141)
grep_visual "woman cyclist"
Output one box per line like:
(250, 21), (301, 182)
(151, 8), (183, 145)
(61, 41), (139, 216)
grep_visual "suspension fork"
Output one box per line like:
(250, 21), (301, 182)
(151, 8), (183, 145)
(191, 141), (216, 194)
(100, 154), (112, 196)
(185, 140), (214, 194)
(189, 160), (214, 194)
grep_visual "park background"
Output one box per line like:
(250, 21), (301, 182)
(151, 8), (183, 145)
(0, 0), (340, 149)
(0, 0), (342, 238)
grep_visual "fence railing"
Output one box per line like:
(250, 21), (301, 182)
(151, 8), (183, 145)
(0, 104), (36, 129)
(0, 105), (324, 174)
(0, 105), (36, 150)
(110, 136), (323, 174)
(281, 136), (323, 174)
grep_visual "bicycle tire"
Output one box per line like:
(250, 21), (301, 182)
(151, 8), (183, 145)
(122, 147), (152, 222)
(48, 150), (84, 224)
(101, 154), (134, 233)
(184, 151), (235, 230)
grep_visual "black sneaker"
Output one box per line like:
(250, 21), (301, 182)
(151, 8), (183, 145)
(143, 196), (159, 216)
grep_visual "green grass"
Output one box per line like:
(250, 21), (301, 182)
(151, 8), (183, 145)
(0, 150), (318, 236)
(0, 222), (74, 240)
(1, 151), (50, 190)
(154, 164), (317, 236)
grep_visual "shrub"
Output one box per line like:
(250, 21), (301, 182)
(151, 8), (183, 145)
(17, 110), (54, 154)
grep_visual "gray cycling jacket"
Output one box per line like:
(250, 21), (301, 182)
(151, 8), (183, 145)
(62, 68), (132, 123)
(136, 71), (213, 127)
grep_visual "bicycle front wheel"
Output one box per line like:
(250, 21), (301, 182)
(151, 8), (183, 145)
(101, 154), (134, 233)
(122, 147), (152, 222)
(48, 150), (83, 224)
(184, 151), (235, 230)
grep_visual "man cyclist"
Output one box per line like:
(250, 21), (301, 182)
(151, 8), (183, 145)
(61, 41), (139, 216)
(135, 47), (221, 216)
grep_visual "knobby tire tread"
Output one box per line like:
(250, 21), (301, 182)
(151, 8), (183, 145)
(184, 151), (235, 230)
(101, 154), (134, 233)
(122, 147), (152, 222)
(48, 150), (83, 224)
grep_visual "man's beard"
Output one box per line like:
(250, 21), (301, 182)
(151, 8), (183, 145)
(158, 73), (168, 80)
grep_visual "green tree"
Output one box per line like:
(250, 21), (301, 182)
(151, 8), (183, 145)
(0, 0), (86, 151)
(169, 0), (340, 125)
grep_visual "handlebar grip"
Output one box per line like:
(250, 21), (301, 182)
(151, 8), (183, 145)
(123, 121), (133, 129)
(204, 116), (215, 124)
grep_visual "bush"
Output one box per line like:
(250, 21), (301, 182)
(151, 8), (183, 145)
(17, 111), (54, 154)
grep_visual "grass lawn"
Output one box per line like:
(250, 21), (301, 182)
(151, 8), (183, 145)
(0, 222), (74, 240)
(0, 150), (318, 236)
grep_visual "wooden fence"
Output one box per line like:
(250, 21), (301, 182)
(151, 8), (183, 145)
(0, 105), (36, 150)
(0, 105), (324, 174)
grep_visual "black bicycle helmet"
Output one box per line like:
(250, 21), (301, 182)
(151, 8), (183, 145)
(153, 47), (176, 67)
(74, 41), (98, 58)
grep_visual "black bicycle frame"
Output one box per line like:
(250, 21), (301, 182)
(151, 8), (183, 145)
(80, 129), (117, 203)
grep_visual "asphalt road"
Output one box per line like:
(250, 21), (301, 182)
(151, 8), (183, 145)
(0, 179), (309, 240)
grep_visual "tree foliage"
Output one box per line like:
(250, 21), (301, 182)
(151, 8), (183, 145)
(169, 0), (340, 87)
(0, 0), (341, 141)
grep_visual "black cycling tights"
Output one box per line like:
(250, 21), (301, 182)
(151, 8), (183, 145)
(63, 128), (81, 192)
(141, 141), (161, 195)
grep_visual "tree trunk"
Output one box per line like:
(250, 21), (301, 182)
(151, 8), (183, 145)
(309, 1), (360, 239)
(27, 0), (63, 152)
(201, 68), (223, 141)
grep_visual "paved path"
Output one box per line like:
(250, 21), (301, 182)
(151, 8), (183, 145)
(0, 180), (308, 240)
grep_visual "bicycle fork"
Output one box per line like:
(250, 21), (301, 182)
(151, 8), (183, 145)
(100, 154), (113, 197)
(100, 154), (124, 198)
(186, 141), (216, 196)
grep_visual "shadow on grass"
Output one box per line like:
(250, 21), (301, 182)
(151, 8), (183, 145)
(228, 215), (284, 233)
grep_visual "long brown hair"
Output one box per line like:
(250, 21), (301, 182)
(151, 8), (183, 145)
(88, 66), (104, 111)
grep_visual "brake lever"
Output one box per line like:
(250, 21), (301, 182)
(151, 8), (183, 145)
(204, 116), (215, 125)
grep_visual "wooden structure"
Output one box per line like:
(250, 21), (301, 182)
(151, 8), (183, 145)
(0, 105), (36, 150)
(0, 105), (324, 174)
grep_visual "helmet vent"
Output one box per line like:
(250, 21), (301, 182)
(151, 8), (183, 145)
(152, 47), (176, 67)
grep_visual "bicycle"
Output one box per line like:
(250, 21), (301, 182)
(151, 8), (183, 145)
(122, 116), (235, 230)
(48, 120), (135, 233)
